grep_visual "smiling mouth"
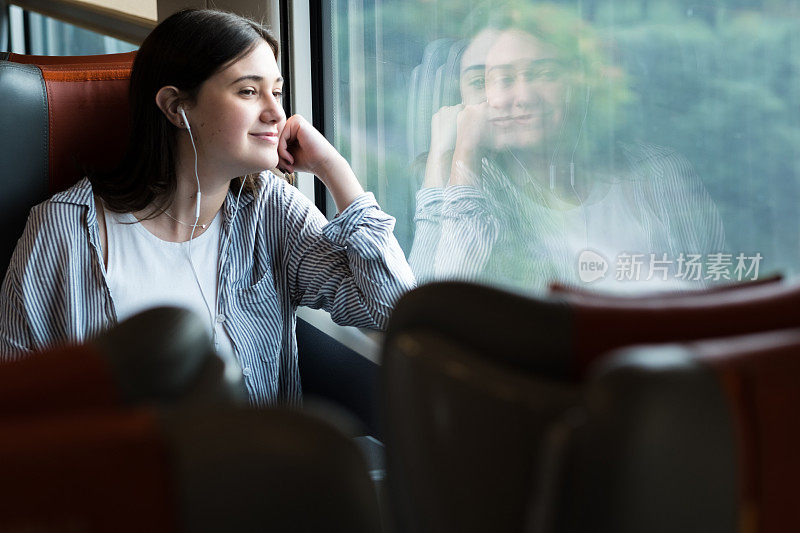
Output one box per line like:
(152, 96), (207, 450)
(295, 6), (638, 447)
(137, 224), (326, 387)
(250, 132), (278, 143)
(490, 114), (549, 126)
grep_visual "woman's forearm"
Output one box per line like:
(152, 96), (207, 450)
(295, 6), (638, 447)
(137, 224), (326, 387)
(316, 154), (365, 214)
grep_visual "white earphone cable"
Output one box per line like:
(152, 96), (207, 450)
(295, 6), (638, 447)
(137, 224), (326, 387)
(181, 108), (251, 348)
(180, 109), (217, 341)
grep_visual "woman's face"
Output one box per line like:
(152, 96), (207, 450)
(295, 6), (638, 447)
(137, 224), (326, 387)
(183, 40), (286, 178)
(484, 29), (567, 151)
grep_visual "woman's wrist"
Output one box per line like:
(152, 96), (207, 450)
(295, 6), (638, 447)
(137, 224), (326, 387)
(317, 154), (365, 213)
(449, 145), (481, 186)
(422, 150), (451, 188)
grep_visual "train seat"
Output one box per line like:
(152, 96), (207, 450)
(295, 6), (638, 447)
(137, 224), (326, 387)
(0, 306), (244, 417)
(538, 328), (800, 533)
(0, 405), (381, 532)
(381, 280), (800, 532)
(564, 279), (800, 377)
(0, 51), (135, 276)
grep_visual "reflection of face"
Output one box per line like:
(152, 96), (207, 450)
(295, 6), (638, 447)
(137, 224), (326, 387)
(460, 29), (499, 105)
(485, 30), (566, 151)
(186, 41), (286, 177)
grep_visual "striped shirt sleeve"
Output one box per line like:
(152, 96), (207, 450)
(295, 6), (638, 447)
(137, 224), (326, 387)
(0, 257), (33, 360)
(408, 187), (444, 283)
(433, 184), (499, 281)
(269, 178), (416, 330)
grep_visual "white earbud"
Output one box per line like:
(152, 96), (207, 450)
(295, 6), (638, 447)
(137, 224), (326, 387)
(177, 106), (201, 218)
(178, 106), (191, 131)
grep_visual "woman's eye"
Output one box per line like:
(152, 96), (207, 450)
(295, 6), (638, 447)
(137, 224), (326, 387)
(469, 77), (485, 90)
(239, 88), (257, 97)
(273, 91), (283, 100)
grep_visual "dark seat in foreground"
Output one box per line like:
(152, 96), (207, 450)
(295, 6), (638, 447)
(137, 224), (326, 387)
(381, 280), (800, 532)
(538, 328), (800, 533)
(0, 307), (381, 532)
(0, 307), (244, 416)
(0, 406), (381, 532)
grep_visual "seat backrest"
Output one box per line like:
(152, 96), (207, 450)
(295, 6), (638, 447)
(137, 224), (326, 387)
(548, 272), (784, 299)
(568, 281), (800, 376)
(383, 329), (578, 533)
(0, 51), (134, 275)
(163, 406), (382, 532)
(381, 281), (800, 532)
(0, 307), (244, 416)
(539, 329), (800, 533)
(0, 408), (179, 532)
(381, 282), (578, 533)
(384, 280), (800, 380)
(0, 406), (381, 532)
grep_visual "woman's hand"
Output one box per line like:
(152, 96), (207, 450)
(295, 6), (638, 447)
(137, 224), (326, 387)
(278, 114), (364, 212)
(277, 114), (338, 177)
(423, 104), (463, 189)
(449, 102), (490, 186)
(430, 104), (463, 156)
(454, 101), (490, 155)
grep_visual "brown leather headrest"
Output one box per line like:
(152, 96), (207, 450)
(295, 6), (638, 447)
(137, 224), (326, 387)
(571, 282), (800, 375)
(7, 52), (136, 193)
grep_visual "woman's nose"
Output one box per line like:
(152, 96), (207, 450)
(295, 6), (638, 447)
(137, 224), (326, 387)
(261, 96), (285, 123)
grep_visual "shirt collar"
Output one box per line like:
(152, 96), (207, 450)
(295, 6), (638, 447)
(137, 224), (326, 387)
(50, 177), (98, 229)
(48, 173), (272, 226)
(50, 177), (94, 207)
(222, 172), (271, 224)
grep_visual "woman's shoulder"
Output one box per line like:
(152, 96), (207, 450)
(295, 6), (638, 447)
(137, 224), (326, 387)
(29, 177), (95, 227)
(12, 178), (94, 268)
(618, 141), (691, 174)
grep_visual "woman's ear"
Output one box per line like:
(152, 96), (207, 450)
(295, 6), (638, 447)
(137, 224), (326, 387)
(155, 86), (185, 128)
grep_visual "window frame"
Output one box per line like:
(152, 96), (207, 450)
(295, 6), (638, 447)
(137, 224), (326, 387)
(9, 0), (154, 45)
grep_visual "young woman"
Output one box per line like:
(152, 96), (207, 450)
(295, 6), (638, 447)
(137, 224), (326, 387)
(0, 9), (416, 405)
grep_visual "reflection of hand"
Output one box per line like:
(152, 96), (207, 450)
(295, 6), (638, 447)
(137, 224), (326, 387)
(455, 101), (490, 153)
(423, 104), (463, 188)
(430, 104), (463, 156)
(450, 102), (490, 186)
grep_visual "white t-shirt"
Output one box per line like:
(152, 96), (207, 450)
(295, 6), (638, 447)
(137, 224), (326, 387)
(103, 207), (235, 359)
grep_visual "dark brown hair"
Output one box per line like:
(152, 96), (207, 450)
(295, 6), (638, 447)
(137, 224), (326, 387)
(90, 9), (281, 215)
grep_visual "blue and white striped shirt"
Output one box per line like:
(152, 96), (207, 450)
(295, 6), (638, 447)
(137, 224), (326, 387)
(0, 172), (416, 405)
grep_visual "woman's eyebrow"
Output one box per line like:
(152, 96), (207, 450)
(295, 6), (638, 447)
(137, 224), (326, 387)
(487, 58), (559, 74)
(230, 74), (284, 85)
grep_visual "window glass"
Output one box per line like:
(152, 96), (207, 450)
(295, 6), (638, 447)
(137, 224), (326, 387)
(321, 0), (798, 293)
(10, 4), (138, 55)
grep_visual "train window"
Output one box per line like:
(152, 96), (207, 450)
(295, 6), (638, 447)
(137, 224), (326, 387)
(316, 0), (800, 294)
(8, 4), (138, 55)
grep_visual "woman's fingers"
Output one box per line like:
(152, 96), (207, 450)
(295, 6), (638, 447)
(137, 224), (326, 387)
(277, 119), (297, 165)
(279, 114), (341, 176)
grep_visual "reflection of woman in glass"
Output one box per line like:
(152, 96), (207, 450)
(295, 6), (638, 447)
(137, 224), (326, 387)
(409, 3), (725, 292)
